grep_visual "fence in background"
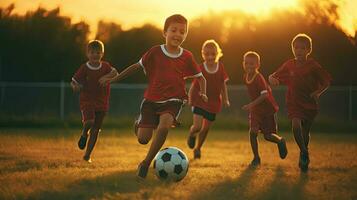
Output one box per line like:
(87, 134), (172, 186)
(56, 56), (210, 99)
(0, 82), (356, 121)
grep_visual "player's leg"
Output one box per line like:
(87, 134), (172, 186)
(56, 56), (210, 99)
(136, 100), (158, 145)
(78, 110), (94, 150)
(194, 118), (213, 159)
(249, 114), (261, 166)
(83, 111), (106, 162)
(301, 119), (313, 150)
(249, 129), (260, 166)
(292, 117), (309, 171)
(261, 114), (287, 159)
(137, 128), (154, 145)
(187, 112), (203, 149)
(137, 113), (174, 178)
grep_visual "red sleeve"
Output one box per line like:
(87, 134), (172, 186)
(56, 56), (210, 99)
(273, 60), (291, 85)
(255, 74), (269, 94)
(138, 47), (154, 74)
(72, 64), (86, 84)
(312, 62), (332, 86)
(221, 64), (229, 82)
(103, 62), (113, 74)
(183, 52), (202, 79)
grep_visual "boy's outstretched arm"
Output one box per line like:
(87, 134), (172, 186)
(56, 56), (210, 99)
(268, 74), (280, 86)
(99, 67), (119, 86)
(196, 75), (208, 102)
(221, 81), (230, 107)
(242, 92), (268, 111)
(99, 63), (141, 85)
(310, 82), (330, 103)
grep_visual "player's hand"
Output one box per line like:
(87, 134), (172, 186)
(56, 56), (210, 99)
(99, 77), (111, 86)
(223, 100), (230, 107)
(71, 83), (82, 92)
(269, 75), (279, 86)
(200, 93), (208, 102)
(242, 104), (252, 111)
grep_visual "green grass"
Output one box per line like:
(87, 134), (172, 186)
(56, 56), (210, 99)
(0, 128), (356, 200)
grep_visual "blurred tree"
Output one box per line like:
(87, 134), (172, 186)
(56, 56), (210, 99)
(0, 4), (89, 82)
(0, 1), (355, 85)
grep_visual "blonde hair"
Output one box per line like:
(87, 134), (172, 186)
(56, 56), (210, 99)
(202, 39), (223, 62)
(291, 33), (312, 55)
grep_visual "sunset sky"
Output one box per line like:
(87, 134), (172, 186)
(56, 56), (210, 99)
(1, 0), (356, 38)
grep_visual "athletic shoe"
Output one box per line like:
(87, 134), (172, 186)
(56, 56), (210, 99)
(137, 161), (149, 179)
(249, 157), (261, 167)
(299, 152), (310, 172)
(187, 136), (196, 149)
(83, 155), (92, 163)
(77, 135), (87, 150)
(277, 138), (288, 159)
(193, 148), (201, 159)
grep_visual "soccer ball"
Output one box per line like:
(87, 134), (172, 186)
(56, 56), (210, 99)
(153, 147), (189, 181)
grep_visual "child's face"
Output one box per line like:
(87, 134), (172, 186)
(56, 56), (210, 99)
(87, 49), (103, 63)
(202, 46), (218, 64)
(243, 56), (259, 74)
(292, 41), (310, 60)
(164, 22), (187, 48)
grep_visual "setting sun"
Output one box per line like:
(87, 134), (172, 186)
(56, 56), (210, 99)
(1, 0), (356, 37)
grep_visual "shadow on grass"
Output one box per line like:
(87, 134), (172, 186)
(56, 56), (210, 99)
(192, 166), (308, 200)
(192, 166), (257, 200)
(28, 170), (170, 200)
(254, 166), (308, 200)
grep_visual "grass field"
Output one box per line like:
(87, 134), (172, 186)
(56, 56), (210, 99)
(0, 128), (356, 200)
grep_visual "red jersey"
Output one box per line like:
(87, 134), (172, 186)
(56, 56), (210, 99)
(72, 61), (113, 111)
(244, 72), (278, 116)
(139, 45), (202, 102)
(191, 62), (229, 113)
(272, 58), (331, 112)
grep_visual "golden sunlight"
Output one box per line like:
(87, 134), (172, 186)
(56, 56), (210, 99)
(1, 0), (356, 37)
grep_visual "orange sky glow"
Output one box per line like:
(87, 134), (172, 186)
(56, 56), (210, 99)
(1, 0), (356, 38)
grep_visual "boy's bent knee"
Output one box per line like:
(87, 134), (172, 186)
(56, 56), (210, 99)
(191, 125), (201, 133)
(138, 138), (150, 144)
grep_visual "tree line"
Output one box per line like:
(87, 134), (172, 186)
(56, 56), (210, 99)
(0, 2), (356, 85)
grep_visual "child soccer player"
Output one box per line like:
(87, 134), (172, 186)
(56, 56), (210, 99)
(71, 40), (118, 163)
(242, 51), (288, 167)
(99, 14), (207, 178)
(269, 33), (331, 172)
(186, 39), (230, 159)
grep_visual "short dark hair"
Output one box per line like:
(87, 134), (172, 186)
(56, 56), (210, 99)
(164, 14), (188, 32)
(291, 33), (312, 52)
(87, 40), (104, 52)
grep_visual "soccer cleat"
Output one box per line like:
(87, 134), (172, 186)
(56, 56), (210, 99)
(299, 152), (310, 172)
(83, 155), (92, 163)
(193, 149), (201, 159)
(277, 138), (288, 159)
(249, 157), (261, 167)
(137, 161), (149, 179)
(187, 136), (196, 149)
(78, 135), (88, 150)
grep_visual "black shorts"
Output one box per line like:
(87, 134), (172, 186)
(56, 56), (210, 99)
(138, 99), (184, 129)
(192, 106), (216, 121)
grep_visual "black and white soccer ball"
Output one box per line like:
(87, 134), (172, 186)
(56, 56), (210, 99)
(153, 147), (189, 181)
